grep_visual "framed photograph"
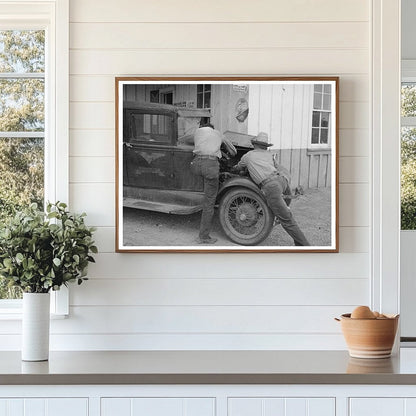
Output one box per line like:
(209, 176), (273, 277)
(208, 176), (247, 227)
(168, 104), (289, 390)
(115, 77), (339, 253)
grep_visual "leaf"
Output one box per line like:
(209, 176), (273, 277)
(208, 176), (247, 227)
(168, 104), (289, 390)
(3, 258), (12, 268)
(90, 245), (98, 254)
(53, 258), (61, 266)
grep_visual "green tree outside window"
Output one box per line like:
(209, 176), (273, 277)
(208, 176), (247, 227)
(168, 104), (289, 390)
(401, 84), (416, 230)
(0, 30), (45, 299)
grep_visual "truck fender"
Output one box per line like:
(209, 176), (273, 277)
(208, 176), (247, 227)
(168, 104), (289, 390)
(217, 176), (265, 201)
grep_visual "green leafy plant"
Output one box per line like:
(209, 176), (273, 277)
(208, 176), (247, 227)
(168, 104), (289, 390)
(0, 202), (97, 293)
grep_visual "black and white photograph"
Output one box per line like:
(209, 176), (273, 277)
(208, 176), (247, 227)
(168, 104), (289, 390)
(116, 77), (338, 252)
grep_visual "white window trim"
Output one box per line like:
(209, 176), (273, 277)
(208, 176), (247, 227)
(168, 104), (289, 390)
(0, 0), (69, 317)
(371, 0), (401, 325)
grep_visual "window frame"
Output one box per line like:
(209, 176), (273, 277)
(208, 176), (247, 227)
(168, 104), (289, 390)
(0, 0), (69, 317)
(197, 84), (211, 109)
(310, 84), (332, 149)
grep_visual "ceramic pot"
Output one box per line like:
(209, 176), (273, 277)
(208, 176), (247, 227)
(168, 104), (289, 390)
(22, 293), (50, 361)
(337, 313), (399, 359)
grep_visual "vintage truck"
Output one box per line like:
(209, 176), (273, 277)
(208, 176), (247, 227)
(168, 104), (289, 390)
(122, 102), (275, 245)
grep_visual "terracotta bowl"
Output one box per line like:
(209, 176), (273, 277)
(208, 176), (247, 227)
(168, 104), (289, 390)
(337, 313), (399, 359)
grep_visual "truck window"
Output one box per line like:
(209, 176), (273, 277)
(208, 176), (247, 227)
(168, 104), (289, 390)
(126, 112), (173, 144)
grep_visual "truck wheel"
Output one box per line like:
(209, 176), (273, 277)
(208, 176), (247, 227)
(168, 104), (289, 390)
(219, 187), (274, 246)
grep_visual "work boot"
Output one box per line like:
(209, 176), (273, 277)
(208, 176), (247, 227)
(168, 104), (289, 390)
(196, 236), (218, 244)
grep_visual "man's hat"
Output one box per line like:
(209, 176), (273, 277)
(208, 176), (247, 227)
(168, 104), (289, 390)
(251, 132), (273, 147)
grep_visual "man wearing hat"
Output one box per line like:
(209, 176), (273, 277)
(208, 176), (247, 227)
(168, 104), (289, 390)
(232, 132), (310, 246)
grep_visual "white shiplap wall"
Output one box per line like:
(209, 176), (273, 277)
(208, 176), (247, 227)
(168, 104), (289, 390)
(51, 0), (371, 350)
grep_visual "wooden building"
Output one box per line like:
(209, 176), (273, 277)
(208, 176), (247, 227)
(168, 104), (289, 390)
(123, 82), (332, 189)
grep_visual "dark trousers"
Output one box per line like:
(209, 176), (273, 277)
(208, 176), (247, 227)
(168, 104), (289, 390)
(191, 157), (219, 239)
(262, 177), (310, 246)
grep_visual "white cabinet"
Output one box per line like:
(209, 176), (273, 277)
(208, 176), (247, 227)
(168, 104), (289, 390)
(228, 397), (335, 416)
(0, 398), (88, 416)
(349, 398), (416, 416)
(101, 398), (215, 416)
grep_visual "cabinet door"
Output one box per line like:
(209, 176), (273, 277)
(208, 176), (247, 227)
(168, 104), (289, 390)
(101, 398), (215, 416)
(0, 398), (88, 416)
(350, 398), (416, 416)
(228, 398), (335, 416)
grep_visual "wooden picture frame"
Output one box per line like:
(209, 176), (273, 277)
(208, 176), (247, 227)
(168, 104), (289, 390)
(115, 77), (339, 253)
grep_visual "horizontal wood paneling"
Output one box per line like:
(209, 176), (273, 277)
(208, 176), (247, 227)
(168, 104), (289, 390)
(70, 103), (114, 129)
(70, 129), (115, 157)
(339, 157), (369, 183)
(70, 157), (115, 183)
(70, 0), (369, 23)
(86, 253), (369, 279)
(91, 226), (369, 254)
(69, 183), (114, 226)
(339, 227), (369, 253)
(70, 278), (368, 306)
(70, 76), (115, 102)
(91, 227), (115, 253)
(69, 49), (368, 76)
(339, 129), (369, 157)
(339, 102), (369, 129)
(70, 75), (369, 103)
(70, 22), (368, 50)
(54, 305), (353, 334)
(339, 184), (369, 227)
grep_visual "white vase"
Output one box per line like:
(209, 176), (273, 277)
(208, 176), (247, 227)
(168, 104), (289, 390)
(22, 292), (50, 361)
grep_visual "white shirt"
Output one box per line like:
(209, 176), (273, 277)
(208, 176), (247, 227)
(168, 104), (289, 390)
(193, 127), (223, 159)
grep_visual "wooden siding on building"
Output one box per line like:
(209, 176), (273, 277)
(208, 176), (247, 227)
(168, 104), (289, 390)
(249, 83), (332, 188)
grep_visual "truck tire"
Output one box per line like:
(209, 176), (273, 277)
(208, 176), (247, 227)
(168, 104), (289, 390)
(219, 187), (274, 246)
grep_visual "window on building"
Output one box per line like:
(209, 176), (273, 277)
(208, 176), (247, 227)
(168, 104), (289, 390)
(401, 81), (416, 230)
(0, 30), (45, 300)
(197, 84), (211, 108)
(311, 84), (331, 146)
(0, 1), (69, 314)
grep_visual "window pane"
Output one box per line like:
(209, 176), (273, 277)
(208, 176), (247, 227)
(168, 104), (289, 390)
(323, 94), (331, 110)
(204, 92), (211, 108)
(311, 128), (319, 143)
(312, 111), (320, 127)
(0, 78), (44, 132)
(324, 84), (331, 94)
(197, 84), (203, 93)
(314, 84), (322, 93)
(401, 127), (416, 230)
(0, 30), (45, 73)
(402, 127), (416, 163)
(197, 93), (203, 108)
(402, 83), (416, 117)
(321, 112), (330, 128)
(320, 128), (328, 144)
(0, 137), (44, 230)
(126, 113), (172, 144)
(204, 84), (211, 92)
(313, 92), (322, 109)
